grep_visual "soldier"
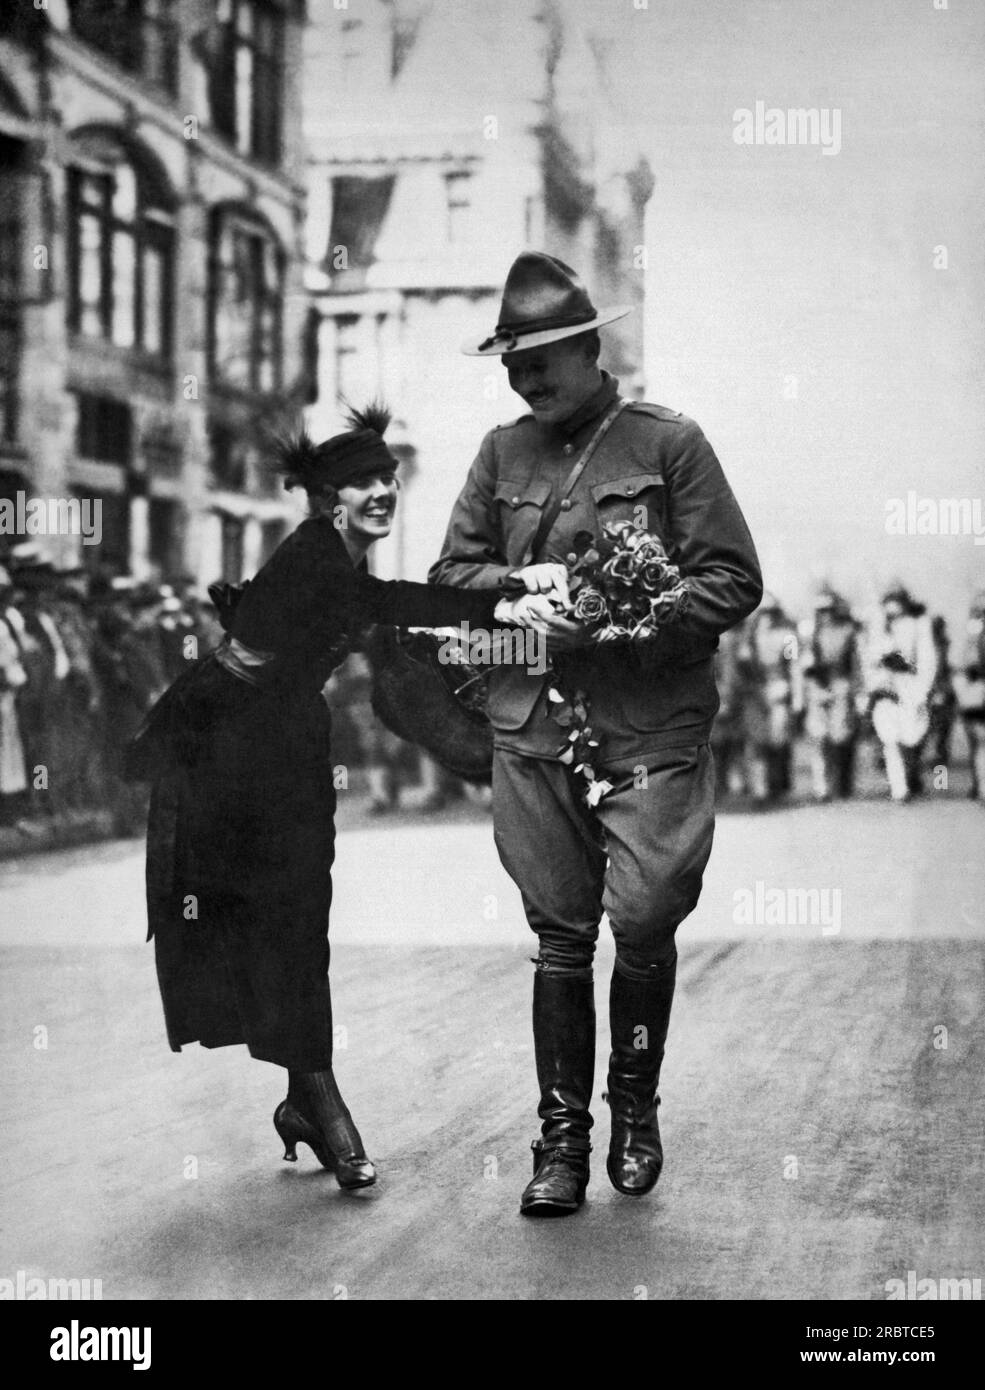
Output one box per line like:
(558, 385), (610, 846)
(430, 252), (762, 1216)
(799, 587), (863, 801)
(738, 593), (802, 805)
(865, 584), (936, 803)
(954, 590), (985, 801)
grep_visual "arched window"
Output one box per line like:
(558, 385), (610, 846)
(67, 129), (175, 359)
(209, 206), (283, 393)
(67, 0), (178, 94)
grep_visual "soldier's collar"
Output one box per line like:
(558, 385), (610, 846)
(554, 371), (621, 439)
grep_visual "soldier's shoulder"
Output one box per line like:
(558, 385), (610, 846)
(624, 400), (697, 429)
(478, 413), (536, 456)
(490, 412), (536, 433)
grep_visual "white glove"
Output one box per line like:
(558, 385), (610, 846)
(494, 594), (560, 633)
(509, 564), (572, 608)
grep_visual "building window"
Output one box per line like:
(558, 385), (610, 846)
(208, 0), (284, 165)
(210, 209), (284, 393)
(67, 134), (174, 358)
(445, 171), (471, 244)
(148, 495), (183, 577)
(327, 175), (395, 274)
(334, 315), (358, 406)
(219, 512), (245, 582)
(0, 137), (24, 443)
(75, 393), (133, 466)
(207, 421), (248, 491)
(67, 0), (179, 94)
(0, 323), (19, 443)
(74, 488), (130, 573)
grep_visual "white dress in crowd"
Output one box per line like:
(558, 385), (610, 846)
(865, 610), (936, 800)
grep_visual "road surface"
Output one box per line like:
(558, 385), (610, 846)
(1, 796), (982, 1300)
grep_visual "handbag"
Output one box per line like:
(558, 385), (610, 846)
(368, 625), (493, 784)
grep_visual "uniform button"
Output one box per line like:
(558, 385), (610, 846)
(559, 498), (572, 511)
(511, 496), (520, 505)
(562, 443), (575, 456)
(625, 484), (635, 495)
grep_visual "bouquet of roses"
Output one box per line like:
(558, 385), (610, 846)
(548, 522), (689, 805)
(563, 521), (689, 640)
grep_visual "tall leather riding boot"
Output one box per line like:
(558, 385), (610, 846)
(606, 954), (676, 1196)
(519, 970), (595, 1218)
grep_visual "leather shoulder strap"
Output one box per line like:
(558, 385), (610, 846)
(523, 397), (629, 564)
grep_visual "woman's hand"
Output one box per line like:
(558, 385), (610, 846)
(494, 595), (592, 650)
(495, 594), (557, 632)
(510, 563), (572, 609)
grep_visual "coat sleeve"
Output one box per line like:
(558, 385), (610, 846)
(427, 433), (516, 589)
(231, 528), (501, 651)
(642, 421), (762, 664)
(346, 566), (501, 629)
(663, 421), (763, 641)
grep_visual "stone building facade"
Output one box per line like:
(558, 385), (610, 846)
(0, 0), (310, 585)
(303, 0), (653, 582)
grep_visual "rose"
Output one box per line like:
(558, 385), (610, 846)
(601, 551), (639, 585)
(573, 586), (610, 626)
(649, 586), (688, 624)
(638, 559), (664, 592)
(603, 521), (637, 547)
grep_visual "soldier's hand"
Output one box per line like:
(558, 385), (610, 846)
(494, 594), (561, 632)
(510, 564), (572, 609)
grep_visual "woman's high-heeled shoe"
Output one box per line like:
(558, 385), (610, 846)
(274, 1071), (377, 1190)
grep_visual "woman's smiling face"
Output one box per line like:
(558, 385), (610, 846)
(336, 472), (400, 546)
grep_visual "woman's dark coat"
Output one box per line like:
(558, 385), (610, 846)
(145, 515), (498, 1070)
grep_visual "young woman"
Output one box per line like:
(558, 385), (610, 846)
(139, 404), (560, 1191)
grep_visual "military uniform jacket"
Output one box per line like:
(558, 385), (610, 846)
(429, 373), (763, 763)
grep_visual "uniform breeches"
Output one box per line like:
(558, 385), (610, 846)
(492, 745), (716, 976)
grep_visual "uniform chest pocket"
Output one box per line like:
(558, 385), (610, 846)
(493, 477), (553, 566)
(590, 473), (666, 539)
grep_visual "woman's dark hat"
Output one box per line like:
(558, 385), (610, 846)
(271, 402), (399, 494)
(462, 252), (632, 356)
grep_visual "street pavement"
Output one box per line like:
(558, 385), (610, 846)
(1, 795), (982, 1300)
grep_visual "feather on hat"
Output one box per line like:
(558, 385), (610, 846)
(269, 401), (399, 494)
